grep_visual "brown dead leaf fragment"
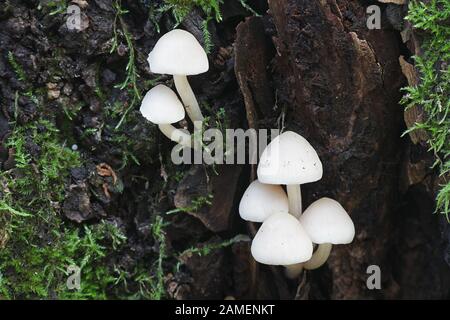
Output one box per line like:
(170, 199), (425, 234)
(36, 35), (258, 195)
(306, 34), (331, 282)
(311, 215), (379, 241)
(96, 163), (117, 185)
(47, 83), (60, 100)
(102, 183), (111, 198)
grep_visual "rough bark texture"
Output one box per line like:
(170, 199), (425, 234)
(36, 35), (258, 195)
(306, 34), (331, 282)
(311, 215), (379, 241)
(235, 0), (450, 299)
(270, 0), (405, 299)
(0, 0), (449, 299)
(174, 165), (244, 232)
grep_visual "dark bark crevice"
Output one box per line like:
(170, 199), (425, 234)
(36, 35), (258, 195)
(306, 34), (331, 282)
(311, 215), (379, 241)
(234, 0), (449, 299)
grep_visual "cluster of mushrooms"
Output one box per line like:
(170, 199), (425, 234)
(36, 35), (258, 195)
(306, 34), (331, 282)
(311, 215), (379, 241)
(239, 131), (355, 278)
(140, 29), (209, 148)
(139, 29), (355, 279)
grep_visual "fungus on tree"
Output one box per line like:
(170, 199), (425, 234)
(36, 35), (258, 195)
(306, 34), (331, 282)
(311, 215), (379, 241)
(140, 84), (192, 148)
(147, 29), (209, 131)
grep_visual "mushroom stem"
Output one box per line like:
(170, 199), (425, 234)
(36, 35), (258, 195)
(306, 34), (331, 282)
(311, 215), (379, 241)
(284, 263), (304, 279)
(158, 124), (192, 148)
(286, 184), (302, 218)
(285, 242), (333, 278)
(174, 75), (204, 130)
(303, 243), (333, 270)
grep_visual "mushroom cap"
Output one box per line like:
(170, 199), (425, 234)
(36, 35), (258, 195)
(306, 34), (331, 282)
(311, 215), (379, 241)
(299, 197), (355, 244)
(251, 211), (313, 265)
(140, 85), (185, 124)
(147, 29), (209, 76)
(239, 180), (289, 222)
(257, 131), (323, 185)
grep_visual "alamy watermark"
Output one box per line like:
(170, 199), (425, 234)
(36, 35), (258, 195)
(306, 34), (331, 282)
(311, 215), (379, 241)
(170, 122), (281, 166)
(366, 5), (382, 30)
(366, 265), (381, 290)
(66, 265), (81, 291)
(66, 5), (89, 31)
(66, 5), (81, 31)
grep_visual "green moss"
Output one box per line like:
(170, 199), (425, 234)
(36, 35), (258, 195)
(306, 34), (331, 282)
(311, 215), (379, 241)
(0, 223), (127, 299)
(166, 194), (213, 215)
(7, 51), (27, 83)
(0, 120), (128, 299)
(163, 0), (223, 23)
(174, 234), (250, 272)
(178, 234), (249, 258)
(3, 120), (80, 202)
(151, 0), (258, 53)
(39, 0), (68, 15)
(111, 0), (142, 130)
(148, 216), (168, 300)
(402, 0), (450, 220)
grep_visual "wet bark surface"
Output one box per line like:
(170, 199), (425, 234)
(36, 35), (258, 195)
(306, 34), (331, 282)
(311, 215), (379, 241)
(235, 0), (450, 299)
(0, 0), (449, 299)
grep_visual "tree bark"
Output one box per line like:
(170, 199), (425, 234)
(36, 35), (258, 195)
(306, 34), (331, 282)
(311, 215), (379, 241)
(235, 0), (450, 299)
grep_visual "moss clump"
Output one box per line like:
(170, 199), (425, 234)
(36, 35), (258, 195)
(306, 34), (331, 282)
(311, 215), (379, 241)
(402, 0), (450, 220)
(7, 51), (27, 83)
(39, 0), (69, 16)
(148, 216), (168, 300)
(0, 120), (127, 299)
(162, 0), (223, 24)
(166, 194), (213, 215)
(147, 0), (258, 53)
(111, 0), (142, 130)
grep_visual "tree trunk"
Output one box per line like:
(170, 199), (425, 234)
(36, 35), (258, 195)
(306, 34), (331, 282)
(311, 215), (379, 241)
(235, 0), (450, 299)
(0, 0), (448, 300)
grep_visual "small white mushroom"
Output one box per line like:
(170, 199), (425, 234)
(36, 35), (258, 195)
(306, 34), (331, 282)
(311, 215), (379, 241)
(147, 29), (209, 130)
(300, 197), (355, 270)
(140, 84), (191, 148)
(257, 131), (323, 218)
(239, 180), (289, 223)
(251, 211), (313, 266)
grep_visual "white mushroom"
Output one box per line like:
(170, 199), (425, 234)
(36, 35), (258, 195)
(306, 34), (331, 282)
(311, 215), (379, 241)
(140, 84), (192, 148)
(251, 211), (313, 266)
(239, 180), (289, 223)
(300, 197), (355, 270)
(147, 29), (209, 130)
(257, 131), (323, 218)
